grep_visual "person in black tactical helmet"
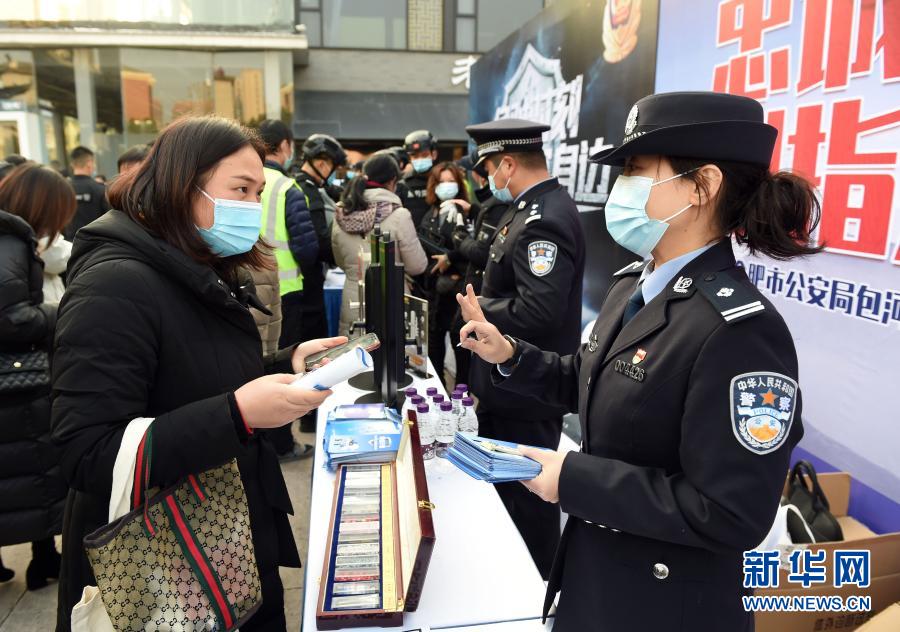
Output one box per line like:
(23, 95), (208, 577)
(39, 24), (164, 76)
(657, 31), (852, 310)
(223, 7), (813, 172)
(401, 130), (437, 226)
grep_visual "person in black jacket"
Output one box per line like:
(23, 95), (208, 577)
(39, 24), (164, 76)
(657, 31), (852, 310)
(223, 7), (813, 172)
(447, 152), (510, 386)
(0, 164), (75, 589)
(64, 146), (110, 242)
(400, 130), (437, 227)
(458, 92), (819, 631)
(50, 116), (346, 632)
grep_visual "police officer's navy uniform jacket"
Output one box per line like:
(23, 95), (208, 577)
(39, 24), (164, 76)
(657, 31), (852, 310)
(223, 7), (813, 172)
(471, 177), (586, 420)
(497, 238), (803, 631)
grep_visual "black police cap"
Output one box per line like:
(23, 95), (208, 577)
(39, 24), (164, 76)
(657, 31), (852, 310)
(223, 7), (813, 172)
(302, 133), (347, 166)
(403, 130), (436, 153)
(465, 118), (550, 167)
(591, 91), (777, 167)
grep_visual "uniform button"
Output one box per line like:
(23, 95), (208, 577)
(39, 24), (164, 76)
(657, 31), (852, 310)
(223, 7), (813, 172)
(652, 563), (670, 580)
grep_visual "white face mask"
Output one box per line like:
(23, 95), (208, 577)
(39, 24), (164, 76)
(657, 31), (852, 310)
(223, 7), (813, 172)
(604, 169), (698, 257)
(435, 182), (459, 201)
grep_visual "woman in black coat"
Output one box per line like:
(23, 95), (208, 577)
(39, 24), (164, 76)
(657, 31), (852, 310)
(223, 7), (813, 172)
(0, 164), (75, 589)
(51, 117), (346, 631)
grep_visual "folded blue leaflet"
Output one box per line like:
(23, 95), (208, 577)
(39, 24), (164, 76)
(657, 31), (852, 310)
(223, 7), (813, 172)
(446, 433), (547, 482)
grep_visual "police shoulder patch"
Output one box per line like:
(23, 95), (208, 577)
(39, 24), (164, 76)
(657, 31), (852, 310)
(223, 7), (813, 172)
(527, 241), (557, 277)
(730, 371), (798, 454)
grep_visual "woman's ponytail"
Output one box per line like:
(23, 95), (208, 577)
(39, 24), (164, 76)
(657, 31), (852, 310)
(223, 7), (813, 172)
(669, 157), (823, 260)
(340, 151), (400, 214)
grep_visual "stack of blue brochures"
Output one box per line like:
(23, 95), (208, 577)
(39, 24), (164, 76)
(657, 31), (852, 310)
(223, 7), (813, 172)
(323, 404), (403, 470)
(447, 432), (546, 482)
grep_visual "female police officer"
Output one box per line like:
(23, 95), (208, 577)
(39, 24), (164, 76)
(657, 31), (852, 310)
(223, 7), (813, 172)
(456, 91), (821, 631)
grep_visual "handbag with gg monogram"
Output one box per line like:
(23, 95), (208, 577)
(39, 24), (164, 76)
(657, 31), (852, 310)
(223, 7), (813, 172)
(0, 349), (50, 393)
(83, 422), (262, 631)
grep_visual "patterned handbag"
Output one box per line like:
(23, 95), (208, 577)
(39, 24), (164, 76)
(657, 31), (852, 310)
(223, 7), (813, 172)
(0, 349), (50, 393)
(84, 423), (262, 631)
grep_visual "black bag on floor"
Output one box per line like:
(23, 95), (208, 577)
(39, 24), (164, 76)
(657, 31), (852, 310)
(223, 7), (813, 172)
(784, 460), (844, 543)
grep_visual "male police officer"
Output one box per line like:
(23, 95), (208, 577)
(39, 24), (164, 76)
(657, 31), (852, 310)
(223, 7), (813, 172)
(400, 130), (437, 226)
(461, 119), (586, 578)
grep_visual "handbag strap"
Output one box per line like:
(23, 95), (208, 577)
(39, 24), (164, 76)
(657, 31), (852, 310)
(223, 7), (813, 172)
(789, 460), (830, 511)
(131, 427), (234, 630)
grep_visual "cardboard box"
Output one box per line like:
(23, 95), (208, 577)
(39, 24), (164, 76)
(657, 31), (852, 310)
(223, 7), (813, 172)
(755, 473), (900, 632)
(856, 602), (900, 631)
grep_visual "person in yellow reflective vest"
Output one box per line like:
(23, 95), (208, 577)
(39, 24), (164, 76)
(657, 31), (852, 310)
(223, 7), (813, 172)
(257, 119), (319, 460)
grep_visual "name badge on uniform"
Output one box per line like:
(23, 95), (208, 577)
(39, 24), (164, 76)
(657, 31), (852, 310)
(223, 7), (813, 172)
(527, 241), (557, 277)
(730, 372), (798, 454)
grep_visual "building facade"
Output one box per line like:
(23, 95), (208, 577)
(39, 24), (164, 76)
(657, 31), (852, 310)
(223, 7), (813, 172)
(0, 0), (545, 174)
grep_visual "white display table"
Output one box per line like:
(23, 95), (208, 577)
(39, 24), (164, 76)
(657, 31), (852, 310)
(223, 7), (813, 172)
(300, 365), (552, 631)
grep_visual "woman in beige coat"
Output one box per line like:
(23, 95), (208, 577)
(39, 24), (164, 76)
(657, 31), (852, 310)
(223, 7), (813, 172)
(332, 152), (427, 336)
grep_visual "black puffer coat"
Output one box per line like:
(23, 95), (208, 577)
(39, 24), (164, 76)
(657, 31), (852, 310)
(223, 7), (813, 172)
(0, 210), (65, 546)
(51, 210), (300, 631)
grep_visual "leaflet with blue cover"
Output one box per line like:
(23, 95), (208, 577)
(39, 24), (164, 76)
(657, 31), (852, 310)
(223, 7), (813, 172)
(323, 405), (403, 469)
(446, 433), (546, 482)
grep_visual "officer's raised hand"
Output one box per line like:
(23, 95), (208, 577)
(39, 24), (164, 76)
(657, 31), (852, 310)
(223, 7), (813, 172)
(458, 320), (514, 365)
(455, 283), (486, 322)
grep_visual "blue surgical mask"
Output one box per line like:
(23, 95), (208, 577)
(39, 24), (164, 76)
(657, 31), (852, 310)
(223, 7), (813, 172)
(196, 188), (262, 257)
(604, 170), (696, 258)
(284, 150), (295, 171)
(327, 171), (338, 186)
(488, 168), (514, 203)
(412, 158), (433, 173)
(346, 171), (358, 180)
(435, 182), (459, 201)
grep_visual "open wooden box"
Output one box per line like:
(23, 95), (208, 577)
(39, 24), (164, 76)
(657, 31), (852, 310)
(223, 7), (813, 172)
(316, 412), (436, 629)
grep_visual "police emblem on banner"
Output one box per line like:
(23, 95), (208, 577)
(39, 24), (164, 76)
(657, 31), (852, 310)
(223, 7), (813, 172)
(528, 241), (557, 276)
(730, 372), (798, 454)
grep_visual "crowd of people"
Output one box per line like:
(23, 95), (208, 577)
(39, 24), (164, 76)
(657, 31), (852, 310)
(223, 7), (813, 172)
(0, 87), (823, 632)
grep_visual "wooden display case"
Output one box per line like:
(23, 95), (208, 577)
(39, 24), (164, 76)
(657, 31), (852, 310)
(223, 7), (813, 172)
(316, 414), (436, 629)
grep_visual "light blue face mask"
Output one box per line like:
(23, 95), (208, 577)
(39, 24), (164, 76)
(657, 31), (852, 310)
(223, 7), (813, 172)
(346, 171), (358, 180)
(326, 171), (337, 186)
(488, 166), (514, 203)
(435, 182), (459, 201)
(604, 170), (697, 258)
(412, 157), (433, 173)
(284, 150), (295, 171)
(196, 188), (262, 257)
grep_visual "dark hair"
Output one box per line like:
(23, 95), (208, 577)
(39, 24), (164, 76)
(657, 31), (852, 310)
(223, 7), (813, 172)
(0, 163), (76, 241)
(341, 152), (400, 213)
(257, 119), (293, 155)
(117, 144), (151, 171)
(70, 146), (95, 167)
(4, 154), (27, 166)
(108, 116), (271, 281)
(488, 151), (547, 171)
(667, 156), (823, 260)
(426, 161), (468, 207)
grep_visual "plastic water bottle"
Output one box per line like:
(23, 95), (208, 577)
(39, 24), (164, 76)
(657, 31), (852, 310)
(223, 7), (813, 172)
(401, 391), (420, 422)
(450, 391), (463, 417)
(454, 383), (468, 397)
(459, 397), (478, 436)
(416, 403), (436, 460)
(435, 401), (455, 457)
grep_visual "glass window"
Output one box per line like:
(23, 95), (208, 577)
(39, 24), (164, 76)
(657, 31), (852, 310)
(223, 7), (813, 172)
(0, 121), (19, 156)
(456, 17), (475, 52)
(120, 49), (212, 147)
(301, 10), (322, 47)
(89, 48), (125, 178)
(0, 0), (295, 29)
(477, 0), (543, 51)
(0, 51), (37, 111)
(323, 0), (406, 49)
(278, 52), (294, 125)
(457, 0), (475, 15)
(34, 49), (79, 168)
(213, 52), (267, 126)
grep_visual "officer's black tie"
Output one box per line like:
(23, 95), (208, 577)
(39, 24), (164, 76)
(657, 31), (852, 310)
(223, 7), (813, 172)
(622, 282), (645, 326)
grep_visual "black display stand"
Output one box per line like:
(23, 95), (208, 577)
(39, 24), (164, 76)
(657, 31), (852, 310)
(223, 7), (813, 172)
(351, 228), (413, 409)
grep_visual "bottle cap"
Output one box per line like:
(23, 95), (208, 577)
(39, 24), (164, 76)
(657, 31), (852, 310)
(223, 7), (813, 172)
(404, 387), (417, 396)
(410, 395), (424, 405)
(451, 391), (463, 400)
(416, 404), (430, 413)
(462, 397), (475, 406)
(432, 394), (445, 404)
(426, 387), (438, 396)
(440, 401), (453, 411)
(454, 384), (468, 392)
